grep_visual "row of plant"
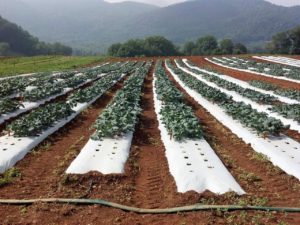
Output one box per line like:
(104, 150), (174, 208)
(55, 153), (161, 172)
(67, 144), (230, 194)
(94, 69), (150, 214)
(79, 61), (129, 79)
(5, 62), (135, 137)
(22, 72), (94, 102)
(182, 60), (300, 123)
(155, 60), (202, 141)
(166, 60), (288, 136)
(210, 57), (300, 81)
(67, 73), (121, 105)
(7, 103), (74, 137)
(186, 60), (297, 102)
(0, 99), (24, 117)
(0, 62), (125, 99)
(91, 61), (152, 139)
(68, 61), (143, 105)
(176, 60), (277, 104)
(0, 62), (133, 116)
(0, 77), (33, 98)
(23, 83), (65, 102)
(271, 104), (300, 123)
(249, 80), (300, 101)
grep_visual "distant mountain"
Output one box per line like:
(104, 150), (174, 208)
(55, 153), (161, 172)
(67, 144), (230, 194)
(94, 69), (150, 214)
(0, 0), (158, 53)
(1, 0), (300, 53)
(0, 16), (72, 56)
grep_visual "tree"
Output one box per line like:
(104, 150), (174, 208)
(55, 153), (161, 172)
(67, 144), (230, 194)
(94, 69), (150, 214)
(289, 26), (300, 54)
(107, 36), (179, 57)
(116, 39), (145, 57)
(182, 41), (196, 56)
(0, 42), (10, 55)
(107, 43), (122, 56)
(266, 25), (300, 54)
(144, 36), (179, 56)
(219, 39), (234, 54)
(233, 43), (248, 54)
(195, 35), (218, 55)
(266, 32), (290, 54)
(0, 16), (72, 56)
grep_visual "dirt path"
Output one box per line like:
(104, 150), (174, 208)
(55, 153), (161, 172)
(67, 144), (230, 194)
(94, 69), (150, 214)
(130, 61), (179, 209)
(189, 56), (300, 90)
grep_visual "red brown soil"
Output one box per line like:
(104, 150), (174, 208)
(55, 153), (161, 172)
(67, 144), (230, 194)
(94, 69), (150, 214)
(0, 59), (300, 224)
(291, 55), (300, 60)
(129, 62), (180, 209)
(188, 56), (300, 90)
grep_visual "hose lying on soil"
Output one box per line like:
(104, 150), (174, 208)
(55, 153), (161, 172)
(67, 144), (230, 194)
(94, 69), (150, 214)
(1, 198), (300, 214)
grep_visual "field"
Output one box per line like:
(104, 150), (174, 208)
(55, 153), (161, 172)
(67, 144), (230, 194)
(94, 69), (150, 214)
(0, 55), (300, 224)
(0, 56), (108, 77)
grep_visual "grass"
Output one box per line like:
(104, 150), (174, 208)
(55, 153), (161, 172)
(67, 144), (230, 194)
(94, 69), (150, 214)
(0, 168), (21, 187)
(0, 55), (109, 77)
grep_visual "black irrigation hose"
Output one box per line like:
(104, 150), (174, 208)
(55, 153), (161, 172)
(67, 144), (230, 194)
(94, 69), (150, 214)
(1, 198), (300, 214)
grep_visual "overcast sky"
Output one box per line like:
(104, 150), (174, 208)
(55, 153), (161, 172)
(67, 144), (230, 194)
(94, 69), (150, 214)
(105, 0), (300, 7)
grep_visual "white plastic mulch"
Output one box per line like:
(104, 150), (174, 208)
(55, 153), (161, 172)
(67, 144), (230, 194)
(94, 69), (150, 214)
(183, 59), (299, 105)
(166, 63), (300, 181)
(253, 56), (300, 68)
(176, 61), (300, 133)
(0, 74), (106, 125)
(152, 76), (245, 195)
(66, 133), (133, 174)
(206, 57), (300, 84)
(0, 74), (124, 173)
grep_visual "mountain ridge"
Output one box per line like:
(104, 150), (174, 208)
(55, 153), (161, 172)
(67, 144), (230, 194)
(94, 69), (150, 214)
(1, 0), (300, 53)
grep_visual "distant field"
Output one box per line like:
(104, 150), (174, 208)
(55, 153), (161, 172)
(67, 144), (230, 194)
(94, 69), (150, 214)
(0, 56), (108, 77)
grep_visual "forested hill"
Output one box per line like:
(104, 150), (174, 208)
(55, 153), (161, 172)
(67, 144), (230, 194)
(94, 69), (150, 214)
(1, 0), (300, 53)
(0, 16), (72, 56)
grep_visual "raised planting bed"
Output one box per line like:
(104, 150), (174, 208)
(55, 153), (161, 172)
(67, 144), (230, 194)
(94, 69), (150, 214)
(66, 61), (152, 174)
(0, 67), (129, 173)
(153, 60), (244, 194)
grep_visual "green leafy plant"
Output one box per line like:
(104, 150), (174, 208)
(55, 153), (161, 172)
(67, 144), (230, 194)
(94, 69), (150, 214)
(271, 104), (300, 122)
(0, 98), (24, 116)
(210, 57), (300, 81)
(155, 60), (202, 140)
(92, 61), (152, 139)
(8, 102), (74, 137)
(177, 59), (277, 104)
(167, 59), (288, 136)
(249, 80), (277, 91)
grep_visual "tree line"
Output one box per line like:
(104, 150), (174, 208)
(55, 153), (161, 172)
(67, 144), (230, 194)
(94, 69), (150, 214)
(266, 25), (300, 54)
(0, 16), (72, 56)
(107, 35), (248, 57)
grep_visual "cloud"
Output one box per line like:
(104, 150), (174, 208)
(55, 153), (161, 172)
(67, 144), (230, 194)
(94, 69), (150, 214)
(104, 0), (188, 7)
(104, 0), (300, 7)
(267, 0), (300, 7)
